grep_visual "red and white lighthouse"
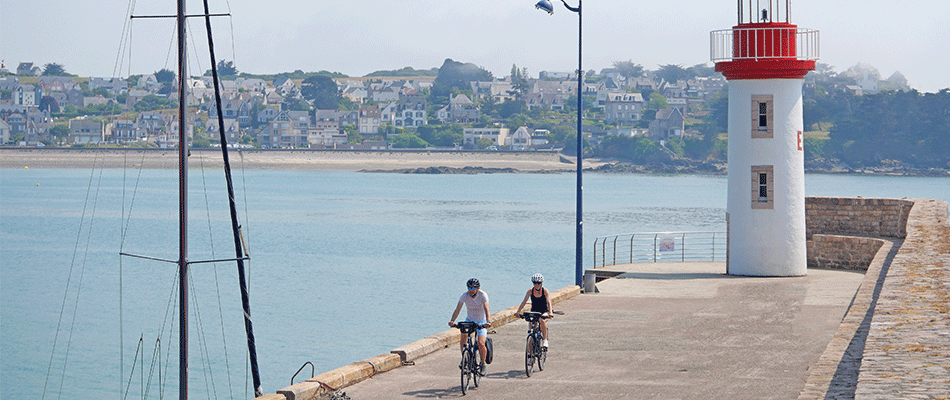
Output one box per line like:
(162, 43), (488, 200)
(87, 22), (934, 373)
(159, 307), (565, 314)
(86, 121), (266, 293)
(711, 0), (819, 276)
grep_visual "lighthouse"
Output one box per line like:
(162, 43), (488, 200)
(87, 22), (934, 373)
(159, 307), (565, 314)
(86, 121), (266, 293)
(711, 0), (819, 276)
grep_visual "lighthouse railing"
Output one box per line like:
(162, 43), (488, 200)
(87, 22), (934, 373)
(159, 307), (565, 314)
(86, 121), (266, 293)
(592, 231), (727, 268)
(710, 27), (819, 62)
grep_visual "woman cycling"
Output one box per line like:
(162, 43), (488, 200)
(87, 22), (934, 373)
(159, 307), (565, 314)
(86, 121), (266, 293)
(515, 273), (553, 348)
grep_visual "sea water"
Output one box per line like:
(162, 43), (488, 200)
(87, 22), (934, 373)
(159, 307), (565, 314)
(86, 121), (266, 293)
(2, 168), (947, 399)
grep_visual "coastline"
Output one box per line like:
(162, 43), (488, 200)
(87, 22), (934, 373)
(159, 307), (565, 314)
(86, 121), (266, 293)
(0, 148), (587, 172)
(2, 148), (947, 176)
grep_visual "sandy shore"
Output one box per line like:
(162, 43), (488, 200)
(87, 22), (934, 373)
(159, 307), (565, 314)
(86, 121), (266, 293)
(0, 148), (598, 172)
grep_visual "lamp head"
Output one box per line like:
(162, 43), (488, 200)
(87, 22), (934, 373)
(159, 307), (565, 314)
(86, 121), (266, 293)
(535, 0), (554, 15)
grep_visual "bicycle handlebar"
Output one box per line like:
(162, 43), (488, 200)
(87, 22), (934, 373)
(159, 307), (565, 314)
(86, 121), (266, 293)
(519, 311), (551, 321)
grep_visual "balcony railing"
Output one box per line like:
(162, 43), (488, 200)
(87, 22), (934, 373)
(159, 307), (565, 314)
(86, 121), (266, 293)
(711, 27), (819, 62)
(593, 231), (726, 268)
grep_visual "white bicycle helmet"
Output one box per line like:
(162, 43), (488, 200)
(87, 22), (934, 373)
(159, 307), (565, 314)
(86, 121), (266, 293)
(531, 273), (544, 283)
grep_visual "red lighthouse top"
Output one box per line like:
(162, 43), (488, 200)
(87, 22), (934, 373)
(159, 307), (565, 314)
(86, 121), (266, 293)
(711, 0), (818, 80)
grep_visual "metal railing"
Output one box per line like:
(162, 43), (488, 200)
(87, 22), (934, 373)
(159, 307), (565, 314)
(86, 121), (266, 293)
(593, 231), (726, 268)
(710, 27), (819, 62)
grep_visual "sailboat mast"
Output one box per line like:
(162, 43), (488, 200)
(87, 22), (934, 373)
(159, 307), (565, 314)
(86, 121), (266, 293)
(199, 0), (264, 395)
(176, 0), (189, 398)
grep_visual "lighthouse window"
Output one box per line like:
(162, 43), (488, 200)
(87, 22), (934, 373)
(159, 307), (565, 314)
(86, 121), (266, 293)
(751, 165), (774, 209)
(751, 95), (774, 139)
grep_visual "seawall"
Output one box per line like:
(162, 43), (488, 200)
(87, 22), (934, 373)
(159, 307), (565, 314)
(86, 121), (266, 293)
(800, 197), (950, 399)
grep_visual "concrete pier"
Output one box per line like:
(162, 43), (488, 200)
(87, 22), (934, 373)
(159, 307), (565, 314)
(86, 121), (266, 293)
(255, 197), (949, 399)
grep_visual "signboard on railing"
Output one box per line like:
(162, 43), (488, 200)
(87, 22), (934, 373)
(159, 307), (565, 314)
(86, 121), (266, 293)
(659, 237), (675, 252)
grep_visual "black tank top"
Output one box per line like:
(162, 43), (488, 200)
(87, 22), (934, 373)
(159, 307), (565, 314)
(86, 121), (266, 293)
(530, 289), (549, 313)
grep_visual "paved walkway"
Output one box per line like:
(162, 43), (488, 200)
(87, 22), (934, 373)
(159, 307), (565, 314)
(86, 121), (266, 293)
(343, 262), (865, 399)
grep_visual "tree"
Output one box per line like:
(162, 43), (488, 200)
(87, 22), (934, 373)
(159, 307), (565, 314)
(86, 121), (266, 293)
(687, 63), (716, 78)
(42, 63), (70, 76)
(215, 60), (238, 76)
(390, 132), (429, 148)
(656, 64), (688, 83)
(509, 64), (530, 100)
(300, 76), (341, 110)
(612, 60), (644, 81)
(134, 94), (175, 111)
(417, 123), (463, 147)
(648, 92), (669, 110)
(38, 96), (60, 113)
(430, 59), (493, 105)
(154, 69), (175, 83)
(342, 124), (360, 144)
(49, 124), (70, 141)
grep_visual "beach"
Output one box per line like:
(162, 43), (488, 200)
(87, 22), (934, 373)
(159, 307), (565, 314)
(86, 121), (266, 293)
(0, 148), (598, 172)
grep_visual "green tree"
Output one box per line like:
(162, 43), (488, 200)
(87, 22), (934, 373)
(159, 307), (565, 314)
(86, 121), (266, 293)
(417, 123), (463, 147)
(215, 60), (238, 76)
(300, 76), (341, 109)
(475, 138), (494, 149)
(38, 96), (60, 113)
(686, 63), (716, 78)
(612, 60), (644, 82)
(134, 94), (176, 111)
(390, 132), (429, 148)
(656, 64), (688, 83)
(430, 58), (493, 105)
(509, 64), (530, 100)
(648, 92), (669, 110)
(154, 69), (175, 83)
(339, 125), (358, 144)
(49, 124), (70, 141)
(42, 63), (70, 76)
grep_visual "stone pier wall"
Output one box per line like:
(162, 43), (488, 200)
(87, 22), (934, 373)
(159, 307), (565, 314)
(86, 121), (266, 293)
(804, 196), (914, 271)
(806, 234), (884, 271)
(805, 196), (914, 240)
(800, 198), (950, 399)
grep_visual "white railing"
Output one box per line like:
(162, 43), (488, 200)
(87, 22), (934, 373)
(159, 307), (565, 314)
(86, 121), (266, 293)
(710, 27), (819, 62)
(593, 231), (726, 268)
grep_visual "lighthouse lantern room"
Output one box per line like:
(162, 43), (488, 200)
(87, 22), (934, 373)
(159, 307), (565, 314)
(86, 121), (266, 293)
(711, 0), (818, 277)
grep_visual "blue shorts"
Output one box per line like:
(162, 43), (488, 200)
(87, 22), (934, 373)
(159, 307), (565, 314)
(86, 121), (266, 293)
(465, 319), (488, 337)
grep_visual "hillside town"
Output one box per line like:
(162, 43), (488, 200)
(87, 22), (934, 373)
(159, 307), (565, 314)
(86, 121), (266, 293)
(0, 59), (916, 156)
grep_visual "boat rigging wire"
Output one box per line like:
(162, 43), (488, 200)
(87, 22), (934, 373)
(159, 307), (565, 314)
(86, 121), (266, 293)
(41, 151), (105, 400)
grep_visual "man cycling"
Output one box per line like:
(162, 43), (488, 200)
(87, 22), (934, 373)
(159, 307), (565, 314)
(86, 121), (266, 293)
(516, 273), (553, 348)
(449, 278), (492, 375)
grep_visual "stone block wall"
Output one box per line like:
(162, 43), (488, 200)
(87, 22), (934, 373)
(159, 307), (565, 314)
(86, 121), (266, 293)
(805, 197), (913, 240)
(806, 234), (884, 271)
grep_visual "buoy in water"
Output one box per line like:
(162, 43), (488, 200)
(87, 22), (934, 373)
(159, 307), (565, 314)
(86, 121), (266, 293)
(24, 166), (29, 169)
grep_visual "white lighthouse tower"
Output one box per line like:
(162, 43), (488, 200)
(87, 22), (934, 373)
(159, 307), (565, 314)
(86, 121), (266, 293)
(711, 0), (819, 276)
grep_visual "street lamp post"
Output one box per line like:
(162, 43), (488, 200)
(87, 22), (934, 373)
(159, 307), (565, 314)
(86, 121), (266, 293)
(535, 0), (583, 287)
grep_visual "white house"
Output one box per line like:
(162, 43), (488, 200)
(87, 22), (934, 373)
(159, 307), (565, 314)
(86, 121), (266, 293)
(463, 127), (509, 148)
(507, 126), (532, 150)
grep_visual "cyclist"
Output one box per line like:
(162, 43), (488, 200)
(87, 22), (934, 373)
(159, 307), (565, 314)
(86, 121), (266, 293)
(515, 273), (553, 348)
(449, 278), (492, 375)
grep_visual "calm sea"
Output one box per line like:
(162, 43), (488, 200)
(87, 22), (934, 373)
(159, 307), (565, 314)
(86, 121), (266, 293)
(2, 168), (947, 399)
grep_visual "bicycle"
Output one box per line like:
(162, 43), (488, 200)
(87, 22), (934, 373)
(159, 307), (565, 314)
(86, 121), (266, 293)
(520, 311), (548, 377)
(454, 321), (483, 395)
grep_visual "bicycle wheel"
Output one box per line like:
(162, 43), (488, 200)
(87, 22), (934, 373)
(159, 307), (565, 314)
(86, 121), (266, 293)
(524, 335), (535, 377)
(472, 352), (481, 388)
(537, 340), (547, 371)
(460, 349), (472, 395)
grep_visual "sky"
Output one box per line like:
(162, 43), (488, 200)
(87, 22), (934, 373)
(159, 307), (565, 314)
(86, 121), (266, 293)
(1, 0), (948, 93)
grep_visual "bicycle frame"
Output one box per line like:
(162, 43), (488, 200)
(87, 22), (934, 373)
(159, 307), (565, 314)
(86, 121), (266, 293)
(521, 312), (547, 377)
(455, 321), (482, 394)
